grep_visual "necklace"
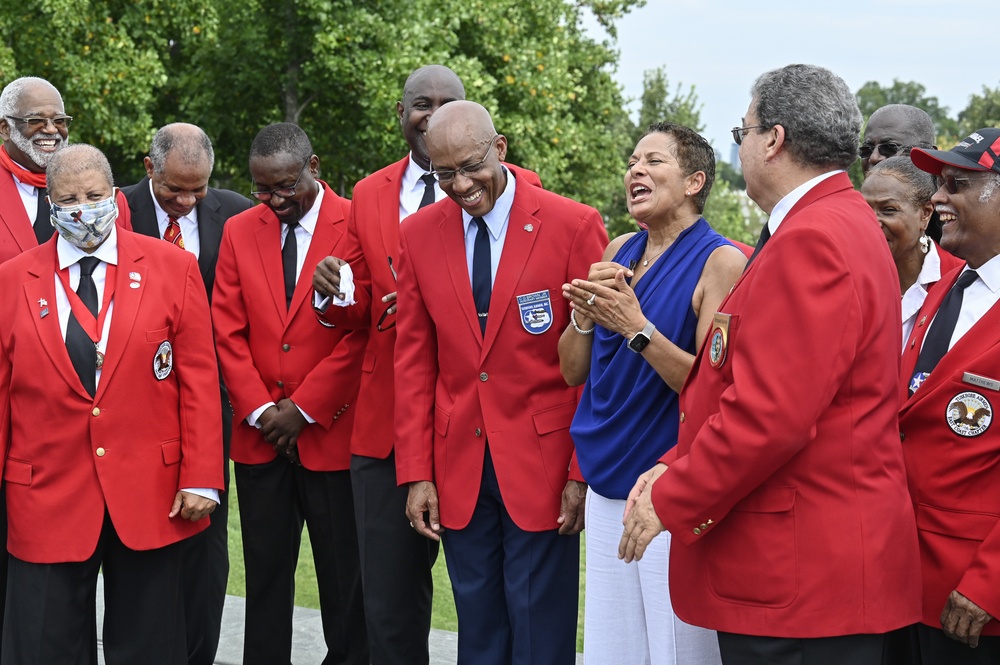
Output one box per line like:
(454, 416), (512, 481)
(643, 243), (669, 267)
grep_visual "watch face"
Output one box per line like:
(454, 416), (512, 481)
(628, 333), (650, 353)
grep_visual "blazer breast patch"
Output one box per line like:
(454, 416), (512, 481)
(946, 391), (992, 437)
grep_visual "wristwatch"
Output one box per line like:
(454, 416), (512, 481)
(627, 320), (656, 353)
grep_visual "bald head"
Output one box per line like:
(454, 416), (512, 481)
(47, 144), (113, 193)
(148, 123), (214, 174)
(862, 104), (936, 173)
(426, 101), (508, 217)
(397, 65), (464, 168)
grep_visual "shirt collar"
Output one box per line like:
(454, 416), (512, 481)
(767, 170), (842, 234)
(970, 252), (1000, 293)
(462, 166), (516, 241)
(148, 179), (199, 225)
(402, 153), (432, 192)
(292, 182), (324, 236)
(57, 226), (119, 270)
(916, 242), (943, 289)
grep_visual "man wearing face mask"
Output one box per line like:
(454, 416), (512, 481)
(0, 144), (223, 664)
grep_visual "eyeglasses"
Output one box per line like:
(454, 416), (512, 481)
(250, 158), (310, 201)
(858, 142), (904, 160)
(431, 135), (498, 183)
(936, 173), (975, 195)
(377, 256), (398, 332)
(732, 125), (766, 145)
(5, 115), (72, 130)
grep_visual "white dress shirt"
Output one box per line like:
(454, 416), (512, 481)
(12, 173), (41, 222)
(149, 180), (201, 259)
(901, 243), (943, 347)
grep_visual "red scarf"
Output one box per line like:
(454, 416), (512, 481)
(0, 143), (47, 188)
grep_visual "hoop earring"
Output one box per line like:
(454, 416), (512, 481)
(919, 235), (931, 254)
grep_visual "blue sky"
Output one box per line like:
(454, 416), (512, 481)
(585, 0), (999, 160)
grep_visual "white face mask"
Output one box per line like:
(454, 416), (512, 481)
(49, 193), (118, 249)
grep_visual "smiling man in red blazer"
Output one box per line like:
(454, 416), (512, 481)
(392, 100), (607, 665)
(0, 144), (222, 664)
(212, 123), (367, 665)
(898, 129), (1000, 662)
(620, 65), (922, 665)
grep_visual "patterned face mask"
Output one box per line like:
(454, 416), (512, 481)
(50, 193), (118, 249)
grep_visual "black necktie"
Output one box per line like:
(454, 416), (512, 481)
(418, 173), (437, 210)
(744, 222), (771, 271)
(34, 187), (53, 244)
(282, 221), (298, 310)
(472, 217), (491, 335)
(66, 256), (101, 397)
(912, 269), (979, 391)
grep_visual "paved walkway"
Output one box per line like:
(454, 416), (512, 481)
(96, 579), (583, 664)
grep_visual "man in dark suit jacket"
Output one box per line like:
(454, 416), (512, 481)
(121, 123), (252, 665)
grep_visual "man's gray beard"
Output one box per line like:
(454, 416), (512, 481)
(7, 129), (67, 168)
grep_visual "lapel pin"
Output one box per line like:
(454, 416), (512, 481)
(129, 272), (141, 281)
(919, 316), (926, 327)
(39, 308), (49, 318)
(38, 298), (47, 307)
(523, 224), (533, 232)
(129, 282), (141, 289)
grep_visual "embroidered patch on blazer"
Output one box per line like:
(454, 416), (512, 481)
(946, 391), (992, 437)
(517, 290), (552, 334)
(709, 313), (731, 368)
(153, 340), (173, 380)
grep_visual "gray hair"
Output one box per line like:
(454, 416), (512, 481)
(867, 156), (936, 208)
(979, 172), (1000, 204)
(751, 64), (862, 171)
(148, 123), (215, 174)
(866, 104), (936, 148)
(0, 76), (63, 117)
(47, 144), (113, 191)
(249, 122), (312, 162)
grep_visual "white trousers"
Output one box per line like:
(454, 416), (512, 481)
(584, 489), (721, 665)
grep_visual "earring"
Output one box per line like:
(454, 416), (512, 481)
(685, 191), (691, 196)
(919, 235), (931, 254)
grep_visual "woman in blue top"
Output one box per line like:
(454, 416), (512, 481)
(559, 122), (746, 665)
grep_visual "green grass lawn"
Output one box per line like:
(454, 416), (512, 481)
(225, 468), (586, 652)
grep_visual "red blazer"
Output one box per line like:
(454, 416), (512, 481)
(0, 230), (223, 563)
(317, 157), (542, 460)
(213, 183), (364, 472)
(393, 174), (607, 531)
(0, 170), (132, 264)
(651, 173), (921, 637)
(899, 265), (1000, 634)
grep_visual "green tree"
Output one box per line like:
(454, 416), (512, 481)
(855, 79), (960, 144)
(634, 67), (703, 138)
(958, 84), (1000, 136)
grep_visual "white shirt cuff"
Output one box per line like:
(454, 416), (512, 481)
(181, 488), (220, 503)
(248, 402), (276, 428)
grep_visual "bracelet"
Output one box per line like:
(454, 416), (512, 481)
(571, 309), (595, 335)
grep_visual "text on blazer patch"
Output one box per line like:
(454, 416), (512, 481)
(709, 313), (731, 368)
(518, 290), (552, 334)
(946, 391), (992, 437)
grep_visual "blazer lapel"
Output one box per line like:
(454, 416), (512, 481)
(288, 191), (345, 317)
(483, 190), (541, 353)
(24, 242), (90, 399)
(377, 158), (409, 263)
(95, 234), (146, 399)
(0, 171), (40, 255)
(127, 178), (162, 240)
(436, 207), (482, 341)
(255, 209), (287, 320)
(196, 190), (224, 286)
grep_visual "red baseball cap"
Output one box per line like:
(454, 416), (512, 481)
(911, 128), (1000, 176)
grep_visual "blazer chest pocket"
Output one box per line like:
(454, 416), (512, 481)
(146, 327), (170, 343)
(707, 485), (798, 608)
(161, 439), (182, 466)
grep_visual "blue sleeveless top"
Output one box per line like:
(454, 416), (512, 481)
(571, 219), (731, 499)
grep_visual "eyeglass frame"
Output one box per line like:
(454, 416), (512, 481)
(430, 135), (499, 183)
(858, 141), (905, 160)
(936, 173), (980, 195)
(377, 256), (399, 332)
(250, 157), (311, 201)
(732, 125), (766, 146)
(5, 115), (73, 130)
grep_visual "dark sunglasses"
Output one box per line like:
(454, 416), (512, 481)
(858, 142), (904, 160)
(936, 174), (974, 195)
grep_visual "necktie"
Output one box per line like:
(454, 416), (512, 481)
(66, 256), (101, 397)
(472, 217), (491, 335)
(33, 187), (53, 244)
(910, 269), (979, 394)
(282, 221), (298, 310)
(744, 222), (771, 271)
(418, 173), (437, 210)
(163, 216), (185, 249)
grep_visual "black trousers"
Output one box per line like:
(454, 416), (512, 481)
(916, 622), (1000, 664)
(351, 453), (438, 665)
(1, 512), (185, 665)
(179, 382), (232, 665)
(235, 457), (367, 665)
(717, 631), (887, 665)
